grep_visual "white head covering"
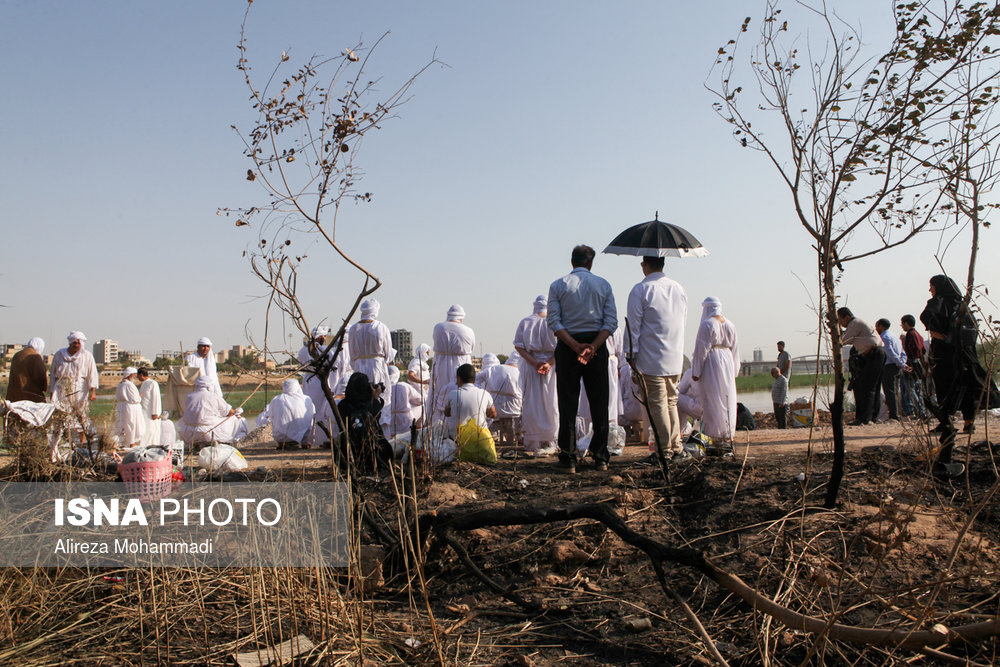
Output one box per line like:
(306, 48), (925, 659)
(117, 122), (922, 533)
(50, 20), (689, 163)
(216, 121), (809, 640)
(701, 297), (723, 320)
(26, 337), (45, 355)
(532, 295), (547, 315)
(197, 337), (212, 347)
(123, 367), (138, 378)
(194, 377), (213, 391)
(360, 298), (380, 320)
(388, 366), (401, 383)
(161, 411), (170, 420)
(67, 331), (86, 344)
(282, 378), (303, 394)
(482, 353), (499, 370)
(415, 343), (432, 363)
(506, 350), (521, 366)
(311, 325), (331, 340)
(447, 304), (466, 321)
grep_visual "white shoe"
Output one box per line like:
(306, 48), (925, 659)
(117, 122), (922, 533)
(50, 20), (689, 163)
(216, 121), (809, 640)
(536, 444), (559, 457)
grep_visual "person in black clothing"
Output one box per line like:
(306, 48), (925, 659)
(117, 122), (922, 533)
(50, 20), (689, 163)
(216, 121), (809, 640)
(919, 274), (999, 469)
(336, 372), (393, 473)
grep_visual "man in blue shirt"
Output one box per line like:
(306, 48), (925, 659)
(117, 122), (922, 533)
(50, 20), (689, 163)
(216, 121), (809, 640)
(875, 318), (911, 421)
(547, 245), (618, 473)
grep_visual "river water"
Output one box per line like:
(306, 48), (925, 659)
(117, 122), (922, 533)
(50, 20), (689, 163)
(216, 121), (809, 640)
(738, 386), (834, 413)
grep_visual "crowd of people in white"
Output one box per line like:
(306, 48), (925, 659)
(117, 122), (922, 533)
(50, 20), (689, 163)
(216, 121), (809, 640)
(5, 248), (743, 467)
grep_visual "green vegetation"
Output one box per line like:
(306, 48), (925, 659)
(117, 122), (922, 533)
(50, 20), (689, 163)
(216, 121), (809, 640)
(735, 373), (834, 392)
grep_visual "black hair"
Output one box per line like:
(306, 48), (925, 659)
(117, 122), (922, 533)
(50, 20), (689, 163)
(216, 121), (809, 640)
(901, 314), (916, 327)
(457, 363), (476, 384)
(642, 256), (665, 272)
(571, 245), (596, 268)
(836, 307), (853, 319)
(876, 318), (891, 329)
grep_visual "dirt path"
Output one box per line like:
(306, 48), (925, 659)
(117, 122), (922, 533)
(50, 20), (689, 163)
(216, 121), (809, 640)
(231, 413), (1000, 474)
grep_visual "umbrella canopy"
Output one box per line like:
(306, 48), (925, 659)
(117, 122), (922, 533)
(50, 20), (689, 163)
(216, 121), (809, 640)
(603, 212), (709, 258)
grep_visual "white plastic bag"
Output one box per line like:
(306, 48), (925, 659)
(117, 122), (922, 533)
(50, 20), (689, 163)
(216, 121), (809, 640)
(198, 444), (248, 473)
(608, 425), (626, 456)
(425, 437), (457, 464)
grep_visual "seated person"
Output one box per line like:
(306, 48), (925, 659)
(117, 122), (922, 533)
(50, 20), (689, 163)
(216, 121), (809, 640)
(258, 378), (315, 450)
(177, 377), (248, 449)
(337, 372), (393, 472)
(445, 364), (497, 438)
(676, 369), (703, 437)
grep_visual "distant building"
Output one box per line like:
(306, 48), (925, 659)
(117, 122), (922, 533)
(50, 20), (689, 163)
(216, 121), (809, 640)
(752, 348), (763, 362)
(118, 349), (144, 365)
(230, 344), (260, 360)
(215, 349), (230, 363)
(93, 339), (119, 364)
(390, 329), (413, 365)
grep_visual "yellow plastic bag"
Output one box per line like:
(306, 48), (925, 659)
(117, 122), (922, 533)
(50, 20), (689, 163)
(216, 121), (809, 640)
(456, 418), (498, 464)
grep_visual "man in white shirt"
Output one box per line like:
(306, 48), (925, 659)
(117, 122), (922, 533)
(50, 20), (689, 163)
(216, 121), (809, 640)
(444, 363), (496, 438)
(626, 256), (688, 460)
(185, 337), (222, 395)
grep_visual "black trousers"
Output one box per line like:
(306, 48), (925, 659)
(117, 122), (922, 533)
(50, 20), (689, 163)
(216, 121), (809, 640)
(852, 347), (886, 423)
(879, 364), (901, 420)
(554, 333), (610, 464)
(773, 403), (786, 429)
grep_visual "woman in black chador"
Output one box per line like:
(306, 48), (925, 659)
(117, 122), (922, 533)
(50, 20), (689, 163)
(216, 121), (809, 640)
(919, 274), (998, 468)
(336, 372), (392, 473)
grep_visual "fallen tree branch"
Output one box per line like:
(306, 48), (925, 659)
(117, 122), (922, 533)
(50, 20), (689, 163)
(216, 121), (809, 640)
(438, 529), (538, 611)
(423, 502), (1000, 650)
(664, 582), (731, 667)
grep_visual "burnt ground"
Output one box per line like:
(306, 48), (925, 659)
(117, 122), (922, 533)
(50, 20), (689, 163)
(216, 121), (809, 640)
(2, 414), (999, 665)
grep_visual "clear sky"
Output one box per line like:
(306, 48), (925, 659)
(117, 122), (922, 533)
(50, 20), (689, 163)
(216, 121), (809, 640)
(2, 1), (996, 363)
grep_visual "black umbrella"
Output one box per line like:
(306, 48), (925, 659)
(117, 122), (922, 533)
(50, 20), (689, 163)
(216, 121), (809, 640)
(603, 212), (709, 258)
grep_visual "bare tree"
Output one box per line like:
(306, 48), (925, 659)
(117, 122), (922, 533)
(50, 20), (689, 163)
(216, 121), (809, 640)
(221, 2), (437, 440)
(710, 0), (1000, 507)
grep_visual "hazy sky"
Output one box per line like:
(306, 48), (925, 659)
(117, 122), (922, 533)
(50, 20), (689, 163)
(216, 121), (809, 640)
(2, 1), (996, 363)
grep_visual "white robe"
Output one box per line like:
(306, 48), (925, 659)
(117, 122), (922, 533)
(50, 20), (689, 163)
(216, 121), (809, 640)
(475, 356), (499, 388)
(262, 383), (315, 443)
(431, 320), (475, 420)
(49, 348), (99, 416)
(160, 418), (178, 449)
(619, 363), (645, 423)
(185, 352), (222, 395)
(407, 357), (431, 413)
(484, 364), (522, 419)
(676, 369), (703, 434)
(139, 378), (162, 447)
(178, 389), (248, 444)
(349, 320), (394, 419)
(513, 313), (558, 444)
(114, 380), (146, 446)
(691, 317), (740, 441)
(388, 381), (423, 438)
(297, 337), (351, 445)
